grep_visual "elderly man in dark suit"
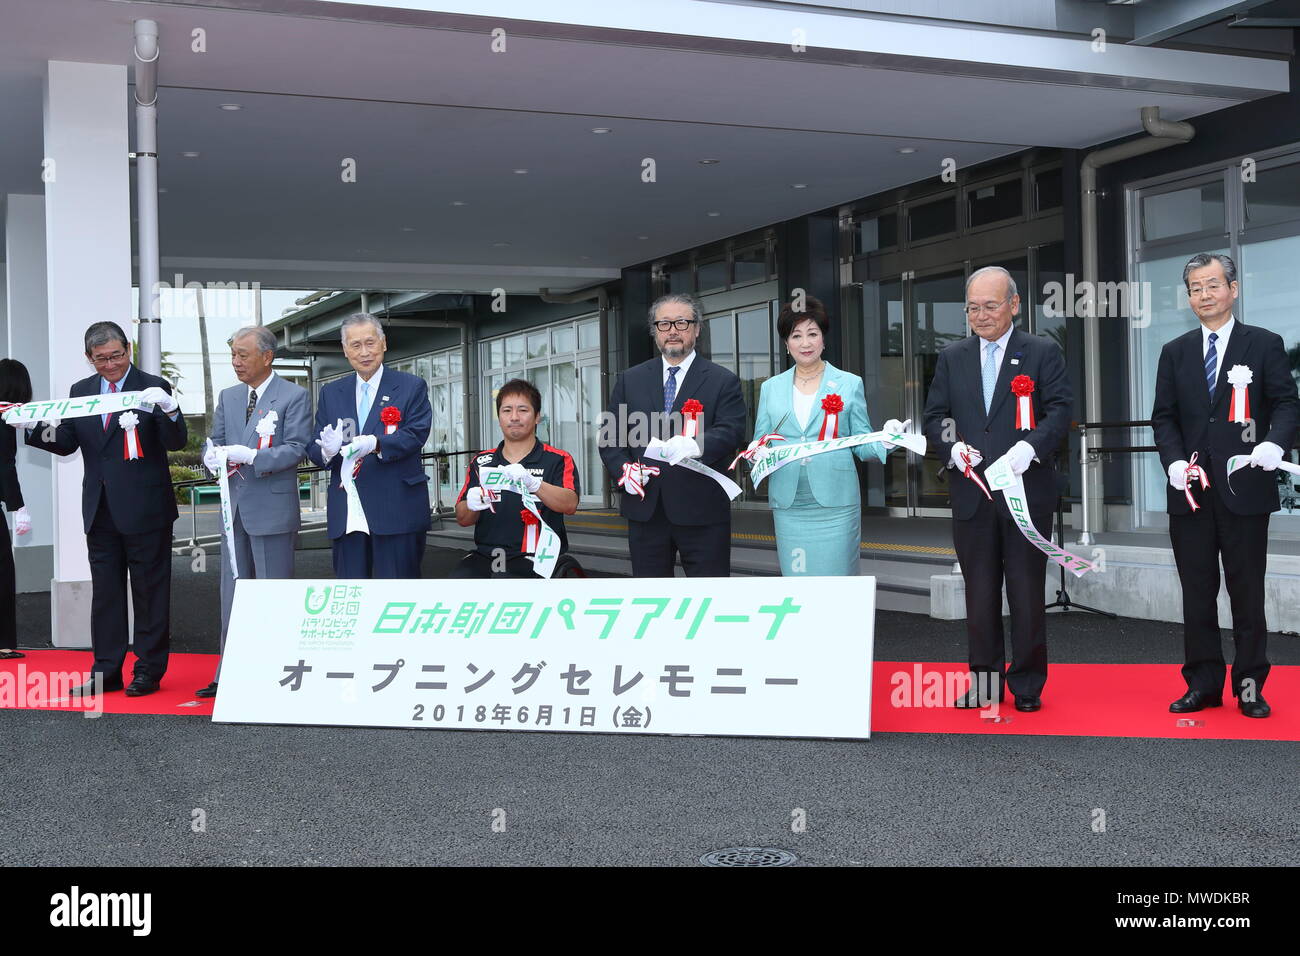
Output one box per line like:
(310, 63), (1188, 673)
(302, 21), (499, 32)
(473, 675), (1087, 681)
(25, 321), (187, 697)
(306, 313), (432, 578)
(922, 266), (1073, 712)
(599, 293), (746, 576)
(1152, 252), (1299, 719)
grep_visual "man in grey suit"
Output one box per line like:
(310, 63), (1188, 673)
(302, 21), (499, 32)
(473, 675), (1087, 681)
(197, 326), (310, 698)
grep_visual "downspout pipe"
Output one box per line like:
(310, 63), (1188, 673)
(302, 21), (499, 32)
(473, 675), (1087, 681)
(133, 19), (162, 376)
(540, 285), (611, 507)
(1078, 106), (1193, 542)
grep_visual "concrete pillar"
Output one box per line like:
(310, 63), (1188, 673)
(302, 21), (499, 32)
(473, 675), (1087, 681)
(43, 61), (133, 646)
(4, 194), (55, 593)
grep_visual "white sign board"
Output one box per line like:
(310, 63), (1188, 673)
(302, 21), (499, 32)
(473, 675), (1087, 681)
(213, 577), (876, 739)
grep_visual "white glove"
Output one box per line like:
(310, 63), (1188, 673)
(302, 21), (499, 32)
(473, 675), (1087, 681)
(882, 418), (909, 435)
(139, 386), (178, 414)
(465, 486), (499, 512)
(342, 434), (377, 462)
(225, 444), (257, 466)
(1007, 440), (1037, 477)
(13, 506), (31, 536)
(503, 462), (542, 494)
(950, 441), (983, 471)
(202, 438), (222, 475)
(1248, 441), (1285, 472)
(1168, 460), (1189, 492)
(658, 435), (702, 465)
(316, 419), (344, 461)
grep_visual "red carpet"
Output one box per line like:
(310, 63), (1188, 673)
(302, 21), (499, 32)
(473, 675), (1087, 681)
(2, 652), (1296, 740)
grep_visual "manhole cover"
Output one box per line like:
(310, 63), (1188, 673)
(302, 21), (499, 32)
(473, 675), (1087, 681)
(699, 847), (798, 867)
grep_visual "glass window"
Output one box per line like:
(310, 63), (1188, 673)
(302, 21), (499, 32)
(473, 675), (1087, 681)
(552, 326), (576, 354)
(578, 319), (599, 351)
(708, 314), (735, 370)
(967, 179), (1023, 228)
(908, 196), (957, 243)
(448, 349), (462, 377)
(431, 352), (448, 379)
(505, 335), (525, 366)
(733, 244), (768, 285)
(488, 339), (504, 370)
(1141, 181), (1225, 242)
(527, 332), (549, 359)
(526, 366), (550, 443)
(1035, 167), (1063, 212)
(1033, 242), (1067, 353)
(858, 212), (898, 254)
(416, 356), (433, 384)
(665, 262), (692, 295)
(1245, 162), (1300, 227)
(697, 257), (727, 293)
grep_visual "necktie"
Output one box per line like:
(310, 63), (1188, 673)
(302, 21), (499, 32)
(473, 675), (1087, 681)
(1205, 332), (1218, 398)
(358, 381), (372, 427)
(982, 342), (999, 413)
(663, 365), (679, 418)
(103, 381), (117, 430)
(246, 387), (257, 424)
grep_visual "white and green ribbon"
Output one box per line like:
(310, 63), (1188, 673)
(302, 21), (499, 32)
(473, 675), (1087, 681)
(641, 446), (743, 500)
(747, 428), (928, 488)
(1, 391), (153, 426)
(339, 443), (371, 536)
(982, 455), (1095, 578)
(478, 467), (563, 578)
(213, 445), (240, 580)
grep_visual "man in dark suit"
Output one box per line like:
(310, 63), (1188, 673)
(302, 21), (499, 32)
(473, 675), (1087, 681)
(922, 266), (1073, 712)
(599, 293), (746, 576)
(1152, 252), (1299, 719)
(25, 321), (187, 696)
(306, 313), (432, 578)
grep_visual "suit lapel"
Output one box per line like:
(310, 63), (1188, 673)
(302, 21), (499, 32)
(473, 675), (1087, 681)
(100, 366), (139, 451)
(1210, 323), (1247, 413)
(242, 375), (276, 445)
(671, 355), (707, 416)
(965, 335), (989, 426)
(363, 371), (388, 434)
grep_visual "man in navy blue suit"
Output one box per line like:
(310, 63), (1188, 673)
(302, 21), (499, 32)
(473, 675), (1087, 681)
(25, 321), (187, 697)
(307, 313), (432, 578)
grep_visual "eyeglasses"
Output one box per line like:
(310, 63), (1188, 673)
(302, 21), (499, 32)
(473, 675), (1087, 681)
(90, 350), (128, 366)
(653, 319), (697, 332)
(1187, 281), (1227, 296)
(964, 299), (1009, 317)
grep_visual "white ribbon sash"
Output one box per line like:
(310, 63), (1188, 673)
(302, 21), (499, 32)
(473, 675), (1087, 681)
(982, 456), (1096, 578)
(1, 391), (153, 426)
(213, 446), (240, 580)
(641, 447), (743, 500)
(1226, 454), (1300, 492)
(747, 429), (928, 488)
(339, 444), (371, 536)
(478, 466), (562, 578)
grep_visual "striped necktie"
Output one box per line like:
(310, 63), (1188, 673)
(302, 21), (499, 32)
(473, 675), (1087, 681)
(1205, 332), (1218, 398)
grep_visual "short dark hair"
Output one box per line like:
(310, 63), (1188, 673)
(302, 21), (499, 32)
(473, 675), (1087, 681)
(0, 359), (33, 405)
(84, 321), (130, 355)
(496, 378), (542, 414)
(777, 294), (830, 341)
(1183, 252), (1238, 289)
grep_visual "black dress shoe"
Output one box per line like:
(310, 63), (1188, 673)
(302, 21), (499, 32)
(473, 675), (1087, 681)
(1238, 696), (1271, 719)
(195, 682), (218, 699)
(69, 675), (124, 696)
(1169, 690), (1223, 713)
(1014, 696), (1042, 712)
(124, 678), (161, 697)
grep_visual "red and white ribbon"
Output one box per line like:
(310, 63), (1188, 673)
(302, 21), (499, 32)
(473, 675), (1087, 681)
(1183, 452), (1210, 512)
(818, 394), (844, 441)
(1011, 375), (1036, 431)
(729, 433), (786, 471)
(618, 461), (661, 499)
(119, 411), (143, 461)
(959, 448), (993, 501)
(255, 409), (277, 450)
(681, 399), (703, 440)
(520, 509), (540, 555)
(1226, 364), (1252, 425)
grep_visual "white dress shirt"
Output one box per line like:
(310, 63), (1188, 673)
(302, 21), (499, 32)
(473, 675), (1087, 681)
(355, 364), (384, 422)
(661, 349), (697, 389)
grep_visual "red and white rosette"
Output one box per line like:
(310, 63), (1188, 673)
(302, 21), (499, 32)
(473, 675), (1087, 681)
(255, 409), (277, 449)
(617, 461), (660, 499)
(818, 393), (844, 440)
(118, 411), (143, 461)
(520, 508), (540, 555)
(381, 405), (402, 436)
(1011, 375), (1036, 430)
(729, 433), (786, 471)
(1226, 364), (1252, 424)
(1183, 451), (1211, 512)
(681, 399), (703, 439)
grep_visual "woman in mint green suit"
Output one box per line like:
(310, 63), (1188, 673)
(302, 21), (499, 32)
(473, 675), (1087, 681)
(752, 297), (903, 576)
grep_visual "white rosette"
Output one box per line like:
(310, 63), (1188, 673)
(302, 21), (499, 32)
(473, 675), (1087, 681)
(1226, 364), (1252, 424)
(255, 409), (278, 449)
(118, 410), (143, 460)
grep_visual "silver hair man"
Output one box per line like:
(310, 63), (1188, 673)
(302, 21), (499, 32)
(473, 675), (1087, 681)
(340, 312), (386, 343)
(228, 325), (277, 355)
(965, 265), (1018, 302)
